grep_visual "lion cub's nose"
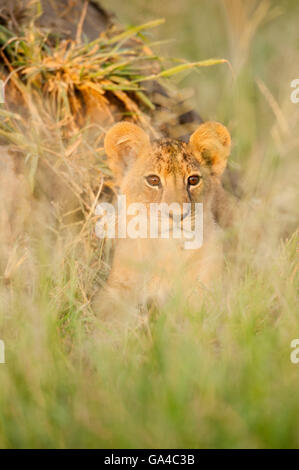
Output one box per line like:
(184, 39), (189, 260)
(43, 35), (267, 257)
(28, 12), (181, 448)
(168, 207), (190, 221)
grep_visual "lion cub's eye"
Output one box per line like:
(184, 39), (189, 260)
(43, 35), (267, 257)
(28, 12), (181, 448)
(146, 175), (161, 187)
(188, 175), (201, 186)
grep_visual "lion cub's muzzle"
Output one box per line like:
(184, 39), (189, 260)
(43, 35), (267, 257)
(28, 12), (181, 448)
(168, 207), (191, 222)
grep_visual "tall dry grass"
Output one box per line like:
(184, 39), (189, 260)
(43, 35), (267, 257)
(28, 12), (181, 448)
(0, 0), (298, 448)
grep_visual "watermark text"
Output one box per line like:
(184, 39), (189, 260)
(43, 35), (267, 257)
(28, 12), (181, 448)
(95, 196), (203, 250)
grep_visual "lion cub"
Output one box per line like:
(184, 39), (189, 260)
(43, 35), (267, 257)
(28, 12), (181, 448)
(99, 120), (233, 311)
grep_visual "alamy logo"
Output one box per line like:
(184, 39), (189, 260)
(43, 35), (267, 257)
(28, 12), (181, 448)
(290, 339), (299, 364)
(95, 196), (203, 250)
(0, 340), (5, 364)
(290, 79), (299, 104)
(0, 80), (5, 104)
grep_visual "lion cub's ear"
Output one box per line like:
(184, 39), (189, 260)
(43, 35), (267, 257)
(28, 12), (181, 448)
(104, 121), (151, 183)
(188, 121), (231, 177)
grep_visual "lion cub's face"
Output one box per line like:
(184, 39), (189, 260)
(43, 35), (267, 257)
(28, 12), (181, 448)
(122, 139), (205, 212)
(104, 121), (231, 213)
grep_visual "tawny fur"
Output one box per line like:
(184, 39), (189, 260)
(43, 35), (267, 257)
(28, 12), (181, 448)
(97, 121), (235, 315)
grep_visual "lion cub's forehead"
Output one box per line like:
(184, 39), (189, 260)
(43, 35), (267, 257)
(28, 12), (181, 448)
(150, 138), (200, 175)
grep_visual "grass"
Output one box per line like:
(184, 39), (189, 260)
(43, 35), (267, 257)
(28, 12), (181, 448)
(0, 0), (298, 448)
